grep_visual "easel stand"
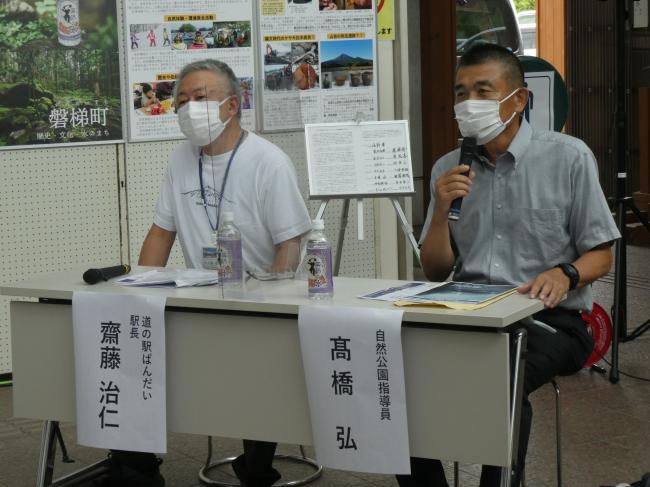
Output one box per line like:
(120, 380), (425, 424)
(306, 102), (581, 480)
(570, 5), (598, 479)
(609, 0), (650, 383)
(36, 420), (109, 486)
(314, 196), (421, 276)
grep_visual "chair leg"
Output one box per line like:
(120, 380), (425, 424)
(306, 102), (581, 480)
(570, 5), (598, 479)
(198, 441), (322, 486)
(551, 380), (562, 487)
(522, 381), (561, 487)
(453, 461), (459, 487)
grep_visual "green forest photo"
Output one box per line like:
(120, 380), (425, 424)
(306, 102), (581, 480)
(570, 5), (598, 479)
(0, 0), (122, 147)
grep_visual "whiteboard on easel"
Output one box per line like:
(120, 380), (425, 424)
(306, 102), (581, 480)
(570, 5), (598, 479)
(305, 121), (415, 199)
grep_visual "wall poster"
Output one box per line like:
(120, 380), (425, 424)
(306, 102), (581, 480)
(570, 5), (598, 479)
(259, 0), (378, 132)
(124, 0), (256, 142)
(0, 0), (122, 149)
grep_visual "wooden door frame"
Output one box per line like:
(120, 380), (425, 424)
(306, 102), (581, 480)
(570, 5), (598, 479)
(419, 2), (458, 214)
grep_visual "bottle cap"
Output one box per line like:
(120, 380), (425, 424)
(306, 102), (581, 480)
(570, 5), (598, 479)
(222, 211), (234, 222)
(312, 219), (325, 230)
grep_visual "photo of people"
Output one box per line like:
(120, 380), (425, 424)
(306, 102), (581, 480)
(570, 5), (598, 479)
(320, 39), (373, 88)
(132, 81), (175, 115)
(131, 21), (251, 51)
(319, 0), (372, 10)
(169, 22), (214, 49)
(264, 42), (293, 91)
(239, 77), (254, 110)
(264, 42), (320, 91)
(212, 21), (252, 48)
(129, 24), (167, 50)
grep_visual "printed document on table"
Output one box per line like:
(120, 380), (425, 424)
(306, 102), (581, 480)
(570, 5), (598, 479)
(394, 282), (517, 310)
(116, 269), (219, 287)
(358, 281), (443, 302)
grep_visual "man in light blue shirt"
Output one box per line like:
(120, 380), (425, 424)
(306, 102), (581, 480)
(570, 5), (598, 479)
(399, 43), (620, 487)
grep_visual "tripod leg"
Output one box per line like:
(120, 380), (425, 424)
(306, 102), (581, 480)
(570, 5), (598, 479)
(204, 436), (214, 469)
(334, 199), (350, 276)
(36, 420), (57, 487)
(315, 200), (328, 221)
(391, 198), (422, 266)
(610, 199), (628, 383)
(53, 423), (74, 463)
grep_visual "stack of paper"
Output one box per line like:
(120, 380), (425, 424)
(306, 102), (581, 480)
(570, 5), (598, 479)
(116, 269), (219, 288)
(360, 282), (517, 310)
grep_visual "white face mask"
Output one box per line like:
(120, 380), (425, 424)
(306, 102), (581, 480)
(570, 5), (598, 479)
(454, 88), (520, 145)
(177, 98), (232, 147)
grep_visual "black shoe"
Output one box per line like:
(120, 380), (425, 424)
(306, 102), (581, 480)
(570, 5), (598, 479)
(92, 451), (165, 487)
(232, 453), (281, 487)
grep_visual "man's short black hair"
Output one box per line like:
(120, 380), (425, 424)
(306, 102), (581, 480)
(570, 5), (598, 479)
(458, 43), (524, 88)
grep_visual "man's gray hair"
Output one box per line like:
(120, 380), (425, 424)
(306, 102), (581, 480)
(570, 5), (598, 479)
(174, 59), (242, 116)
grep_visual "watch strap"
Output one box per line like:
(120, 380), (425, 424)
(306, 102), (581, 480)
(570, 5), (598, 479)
(555, 263), (580, 290)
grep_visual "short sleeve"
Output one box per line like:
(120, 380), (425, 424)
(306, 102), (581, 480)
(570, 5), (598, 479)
(261, 161), (312, 244)
(569, 148), (621, 254)
(153, 166), (177, 232)
(418, 151), (459, 245)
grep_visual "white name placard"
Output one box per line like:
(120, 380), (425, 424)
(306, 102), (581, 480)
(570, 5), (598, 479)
(305, 120), (415, 198)
(298, 305), (410, 474)
(72, 292), (167, 453)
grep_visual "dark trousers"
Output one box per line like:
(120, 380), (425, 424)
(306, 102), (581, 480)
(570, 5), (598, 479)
(232, 440), (280, 487)
(396, 307), (594, 487)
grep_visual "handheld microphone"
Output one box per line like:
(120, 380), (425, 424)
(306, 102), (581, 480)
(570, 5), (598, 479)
(83, 264), (131, 284)
(448, 137), (477, 221)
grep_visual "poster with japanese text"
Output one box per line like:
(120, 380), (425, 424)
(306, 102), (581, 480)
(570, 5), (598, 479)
(124, 0), (255, 142)
(0, 0), (122, 149)
(72, 292), (167, 453)
(376, 0), (395, 40)
(298, 305), (410, 474)
(259, 0), (378, 131)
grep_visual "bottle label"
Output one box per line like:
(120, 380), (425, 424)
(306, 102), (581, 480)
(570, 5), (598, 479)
(201, 246), (219, 271)
(57, 0), (81, 46)
(217, 239), (242, 284)
(307, 244), (333, 295)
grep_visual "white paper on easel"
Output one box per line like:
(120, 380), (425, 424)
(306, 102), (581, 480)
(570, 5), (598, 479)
(305, 120), (415, 198)
(298, 305), (410, 474)
(72, 292), (167, 453)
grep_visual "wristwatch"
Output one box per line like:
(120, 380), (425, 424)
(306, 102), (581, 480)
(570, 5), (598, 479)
(555, 263), (580, 290)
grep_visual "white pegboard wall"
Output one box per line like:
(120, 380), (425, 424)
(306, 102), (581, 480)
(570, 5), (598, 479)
(0, 144), (122, 373)
(125, 140), (186, 267)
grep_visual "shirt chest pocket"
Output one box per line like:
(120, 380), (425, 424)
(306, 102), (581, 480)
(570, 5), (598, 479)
(516, 208), (566, 262)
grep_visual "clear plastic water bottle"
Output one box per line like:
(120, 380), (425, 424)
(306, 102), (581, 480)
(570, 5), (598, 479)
(306, 219), (333, 299)
(201, 231), (219, 271)
(216, 211), (243, 286)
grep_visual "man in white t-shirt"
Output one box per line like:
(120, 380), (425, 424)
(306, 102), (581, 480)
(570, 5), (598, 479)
(139, 59), (312, 487)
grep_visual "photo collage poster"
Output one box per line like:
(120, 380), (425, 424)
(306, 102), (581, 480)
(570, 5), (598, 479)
(0, 0), (122, 149)
(125, 0), (255, 142)
(259, 0), (378, 131)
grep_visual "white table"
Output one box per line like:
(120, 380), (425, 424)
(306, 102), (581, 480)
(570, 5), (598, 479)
(2, 268), (543, 486)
